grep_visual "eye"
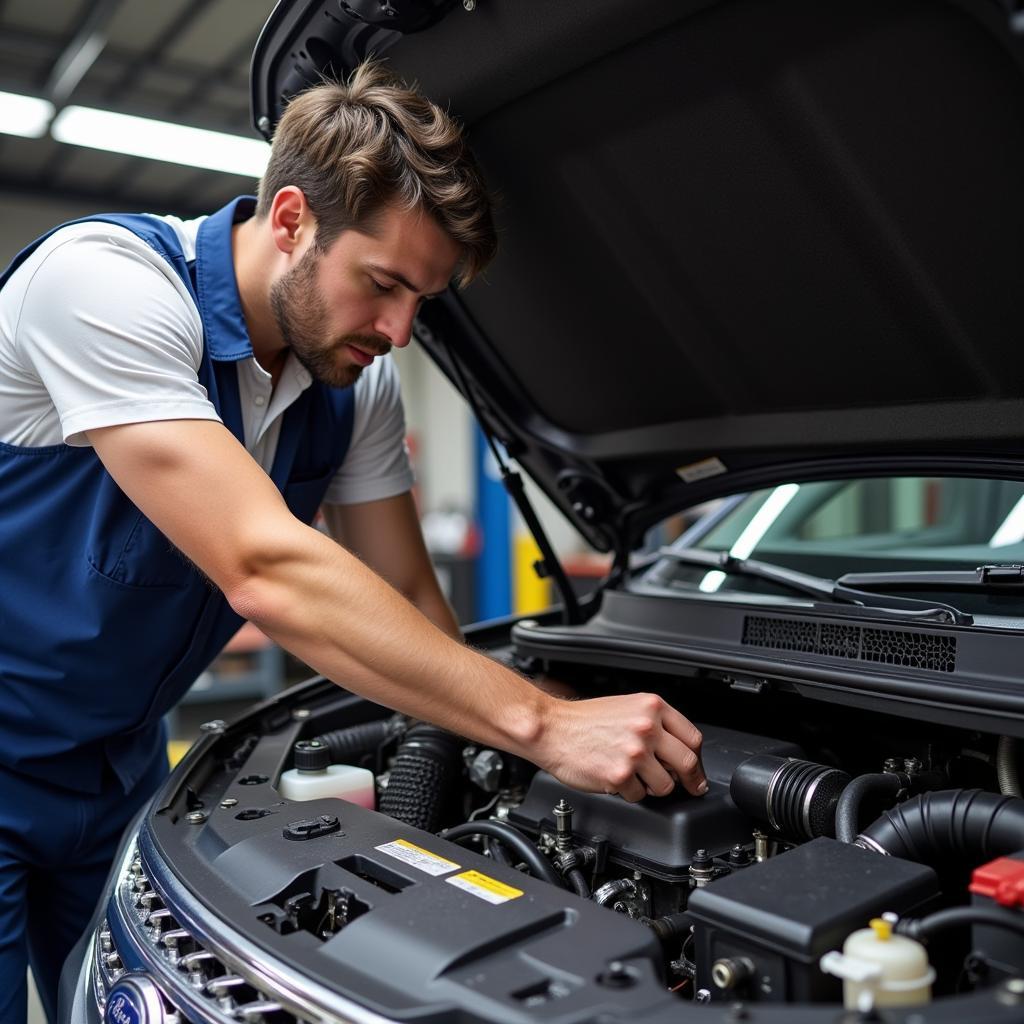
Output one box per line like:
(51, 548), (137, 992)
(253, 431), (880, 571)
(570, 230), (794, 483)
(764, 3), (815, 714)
(369, 277), (392, 295)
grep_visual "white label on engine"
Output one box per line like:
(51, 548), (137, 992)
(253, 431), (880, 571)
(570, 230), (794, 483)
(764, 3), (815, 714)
(446, 870), (524, 905)
(374, 838), (459, 876)
(676, 457), (728, 483)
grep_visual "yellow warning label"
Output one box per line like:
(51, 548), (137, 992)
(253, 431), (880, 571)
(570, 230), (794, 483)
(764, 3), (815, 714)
(446, 870), (524, 905)
(374, 839), (459, 876)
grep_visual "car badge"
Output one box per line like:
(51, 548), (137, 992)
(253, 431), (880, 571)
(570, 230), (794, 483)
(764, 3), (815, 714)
(105, 976), (166, 1024)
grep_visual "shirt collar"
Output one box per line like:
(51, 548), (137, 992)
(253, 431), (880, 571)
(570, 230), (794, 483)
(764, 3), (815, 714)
(194, 195), (258, 362)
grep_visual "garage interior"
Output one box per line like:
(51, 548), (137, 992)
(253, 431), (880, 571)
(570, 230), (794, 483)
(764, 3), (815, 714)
(0, 3), (591, 1019)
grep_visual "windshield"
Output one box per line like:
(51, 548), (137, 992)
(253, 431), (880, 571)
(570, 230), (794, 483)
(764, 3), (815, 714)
(642, 477), (1024, 604)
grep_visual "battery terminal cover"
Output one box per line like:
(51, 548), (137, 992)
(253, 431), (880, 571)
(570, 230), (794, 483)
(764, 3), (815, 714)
(969, 856), (1024, 908)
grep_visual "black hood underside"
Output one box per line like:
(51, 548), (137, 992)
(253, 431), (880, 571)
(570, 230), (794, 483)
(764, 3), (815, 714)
(254, 0), (1024, 550)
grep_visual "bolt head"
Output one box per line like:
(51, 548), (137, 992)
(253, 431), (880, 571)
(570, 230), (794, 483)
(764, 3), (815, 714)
(291, 708), (311, 720)
(463, 0), (476, 10)
(220, 798), (238, 808)
(257, 115), (270, 133)
(186, 810), (207, 824)
(199, 720), (225, 733)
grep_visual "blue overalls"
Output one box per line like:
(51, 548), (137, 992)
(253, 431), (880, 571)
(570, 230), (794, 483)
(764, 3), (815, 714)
(0, 197), (354, 1022)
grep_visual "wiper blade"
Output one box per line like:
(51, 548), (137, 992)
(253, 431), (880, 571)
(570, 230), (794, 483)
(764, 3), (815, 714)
(839, 564), (1024, 590)
(657, 548), (973, 626)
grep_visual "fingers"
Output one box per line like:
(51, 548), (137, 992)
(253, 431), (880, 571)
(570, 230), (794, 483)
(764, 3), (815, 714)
(537, 692), (707, 801)
(661, 704), (704, 755)
(653, 731), (707, 797)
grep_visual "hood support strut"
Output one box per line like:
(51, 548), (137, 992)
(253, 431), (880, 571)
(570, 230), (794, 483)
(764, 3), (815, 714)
(442, 336), (583, 626)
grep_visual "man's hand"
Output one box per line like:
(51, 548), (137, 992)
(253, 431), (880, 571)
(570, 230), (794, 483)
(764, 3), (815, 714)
(535, 693), (706, 802)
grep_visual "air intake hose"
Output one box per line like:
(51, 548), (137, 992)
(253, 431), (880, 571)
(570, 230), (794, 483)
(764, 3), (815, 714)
(314, 718), (398, 765)
(378, 723), (463, 832)
(856, 789), (1024, 863)
(730, 755), (850, 840)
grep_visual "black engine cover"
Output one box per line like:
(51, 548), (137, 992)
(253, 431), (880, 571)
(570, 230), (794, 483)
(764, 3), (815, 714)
(508, 725), (803, 881)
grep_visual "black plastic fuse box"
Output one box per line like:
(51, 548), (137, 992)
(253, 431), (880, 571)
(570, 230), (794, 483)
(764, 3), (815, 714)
(687, 838), (939, 1002)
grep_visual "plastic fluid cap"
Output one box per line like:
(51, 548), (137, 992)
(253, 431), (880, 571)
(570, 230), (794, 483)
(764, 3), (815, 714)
(820, 917), (934, 1009)
(293, 739), (331, 772)
(970, 856), (1024, 908)
(279, 741), (375, 808)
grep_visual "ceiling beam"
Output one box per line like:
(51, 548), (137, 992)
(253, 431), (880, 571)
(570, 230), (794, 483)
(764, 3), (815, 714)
(103, 0), (209, 102)
(45, 0), (125, 108)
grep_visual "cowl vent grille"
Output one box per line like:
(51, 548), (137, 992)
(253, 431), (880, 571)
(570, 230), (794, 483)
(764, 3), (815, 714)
(741, 615), (956, 673)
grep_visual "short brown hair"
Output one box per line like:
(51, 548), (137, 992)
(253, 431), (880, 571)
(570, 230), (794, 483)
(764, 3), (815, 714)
(256, 61), (495, 286)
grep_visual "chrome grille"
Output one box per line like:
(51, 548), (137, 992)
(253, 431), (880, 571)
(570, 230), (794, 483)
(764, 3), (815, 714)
(113, 848), (300, 1023)
(91, 826), (393, 1024)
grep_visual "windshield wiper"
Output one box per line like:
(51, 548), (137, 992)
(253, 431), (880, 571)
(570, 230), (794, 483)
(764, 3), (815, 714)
(839, 564), (1024, 591)
(656, 548), (973, 626)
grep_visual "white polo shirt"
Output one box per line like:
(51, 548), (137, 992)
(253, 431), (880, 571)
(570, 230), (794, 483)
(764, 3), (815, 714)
(0, 216), (414, 506)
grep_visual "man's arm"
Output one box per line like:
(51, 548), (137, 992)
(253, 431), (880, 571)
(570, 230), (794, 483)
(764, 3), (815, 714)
(322, 493), (461, 640)
(88, 419), (707, 802)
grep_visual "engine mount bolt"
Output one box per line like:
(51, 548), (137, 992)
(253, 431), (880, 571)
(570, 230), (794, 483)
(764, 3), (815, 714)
(753, 830), (769, 862)
(186, 811), (207, 824)
(690, 849), (715, 888)
(220, 798), (238, 808)
(553, 798), (574, 854)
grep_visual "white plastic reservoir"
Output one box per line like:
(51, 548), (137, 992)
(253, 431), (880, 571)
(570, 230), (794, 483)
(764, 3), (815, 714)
(278, 739), (375, 808)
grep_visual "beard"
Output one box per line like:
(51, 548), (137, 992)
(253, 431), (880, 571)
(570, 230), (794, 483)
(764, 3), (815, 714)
(269, 247), (390, 389)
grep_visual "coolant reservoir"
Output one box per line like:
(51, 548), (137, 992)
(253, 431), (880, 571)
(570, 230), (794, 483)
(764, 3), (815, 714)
(278, 739), (375, 808)
(820, 917), (934, 1009)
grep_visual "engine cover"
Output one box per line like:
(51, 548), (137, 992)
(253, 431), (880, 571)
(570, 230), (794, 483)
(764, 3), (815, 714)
(508, 725), (803, 881)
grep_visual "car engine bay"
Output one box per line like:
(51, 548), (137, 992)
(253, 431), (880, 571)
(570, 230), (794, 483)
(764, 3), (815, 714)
(92, 602), (1024, 1024)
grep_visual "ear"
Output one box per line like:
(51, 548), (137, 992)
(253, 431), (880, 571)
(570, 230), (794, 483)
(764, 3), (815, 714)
(267, 187), (316, 256)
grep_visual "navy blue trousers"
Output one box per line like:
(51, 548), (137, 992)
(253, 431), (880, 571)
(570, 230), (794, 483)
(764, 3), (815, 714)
(0, 746), (167, 1024)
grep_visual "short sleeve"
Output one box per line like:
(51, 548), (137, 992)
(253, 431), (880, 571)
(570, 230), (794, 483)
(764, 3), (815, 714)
(11, 225), (219, 446)
(322, 354), (415, 505)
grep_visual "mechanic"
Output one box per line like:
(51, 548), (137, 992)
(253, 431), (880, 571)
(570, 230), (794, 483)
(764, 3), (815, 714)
(0, 62), (706, 1022)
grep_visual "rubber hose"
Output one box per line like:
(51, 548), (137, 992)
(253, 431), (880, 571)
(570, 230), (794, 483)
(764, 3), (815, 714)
(485, 837), (513, 866)
(997, 736), (1022, 797)
(442, 821), (563, 888)
(645, 912), (693, 943)
(565, 867), (591, 898)
(857, 789), (1024, 864)
(898, 906), (1024, 943)
(378, 724), (463, 832)
(835, 773), (906, 844)
(315, 720), (392, 764)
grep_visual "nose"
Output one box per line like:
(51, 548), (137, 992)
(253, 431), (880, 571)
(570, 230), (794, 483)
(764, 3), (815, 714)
(374, 301), (417, 349)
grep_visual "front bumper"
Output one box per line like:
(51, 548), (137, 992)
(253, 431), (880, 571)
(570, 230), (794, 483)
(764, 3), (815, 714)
(70, 821), (392, 1024)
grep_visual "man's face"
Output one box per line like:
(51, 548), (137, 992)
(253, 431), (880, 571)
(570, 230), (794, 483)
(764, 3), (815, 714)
(269, 203), (461, 388)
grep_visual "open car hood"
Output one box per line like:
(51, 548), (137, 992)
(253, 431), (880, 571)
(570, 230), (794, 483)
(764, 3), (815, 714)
(253, 0), (1024, 553)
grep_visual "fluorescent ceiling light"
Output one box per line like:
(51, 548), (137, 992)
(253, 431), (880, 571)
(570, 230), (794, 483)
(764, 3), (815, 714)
(51, 105), (269, 177)
(0, 90), (55, 139)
